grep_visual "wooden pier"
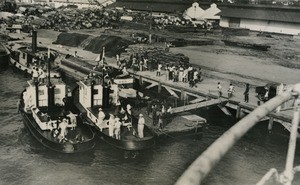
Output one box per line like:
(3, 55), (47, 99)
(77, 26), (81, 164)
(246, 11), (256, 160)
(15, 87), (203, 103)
(126, 67), (294, 134)
(58, 54), (294, 135)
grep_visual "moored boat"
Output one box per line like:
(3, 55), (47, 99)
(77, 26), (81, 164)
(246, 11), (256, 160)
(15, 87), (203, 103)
(9, 30), (60, 78)
(0, 42), (10, 67)
(19, 75), (95, 153)
(74, 68), (155, 151)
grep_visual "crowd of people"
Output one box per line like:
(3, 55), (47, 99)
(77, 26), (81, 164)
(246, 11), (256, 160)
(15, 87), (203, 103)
(146, 99), (173, 130)
(97, 103), (146, 140)
(117, 51), (202, 88)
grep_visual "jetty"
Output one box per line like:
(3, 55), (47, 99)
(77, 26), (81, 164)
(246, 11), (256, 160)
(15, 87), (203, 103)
(9, 33), (294, 137)
(57, 53), (295, 136)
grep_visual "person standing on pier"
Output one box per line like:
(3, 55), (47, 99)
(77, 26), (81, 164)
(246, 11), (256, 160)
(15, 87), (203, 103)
(157, 63), (162, 76)
(228, 84), (235, 98)
(217, 82), (222, 97)
(244, 83), (250, 103)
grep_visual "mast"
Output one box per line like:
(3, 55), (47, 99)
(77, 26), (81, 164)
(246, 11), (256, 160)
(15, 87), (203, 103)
(101, 47), (109, 108)
(47, 48), (55, 109)
(149, 8), (152, 44)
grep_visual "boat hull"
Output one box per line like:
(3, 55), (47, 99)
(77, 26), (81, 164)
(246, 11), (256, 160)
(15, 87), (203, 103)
(21, 111), (95, 153)
(10, 57), (61, 78)
(81, 112), (155, 151)
(95, 126), (155, 151)
(0, 43), (10, 67)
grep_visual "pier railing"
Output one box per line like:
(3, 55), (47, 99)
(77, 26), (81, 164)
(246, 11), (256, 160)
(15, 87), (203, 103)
(175, 83), (300, 185)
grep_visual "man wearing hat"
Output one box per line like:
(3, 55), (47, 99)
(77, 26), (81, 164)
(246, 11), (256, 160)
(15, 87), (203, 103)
(138, 114), (145, 138)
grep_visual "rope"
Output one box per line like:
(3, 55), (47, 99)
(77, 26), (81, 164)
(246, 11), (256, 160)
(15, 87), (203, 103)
(175, 83), (300, 185)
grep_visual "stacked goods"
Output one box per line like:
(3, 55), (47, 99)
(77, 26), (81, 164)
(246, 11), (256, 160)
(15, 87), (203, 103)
(54, 32), (90, 47)
(54, 32), (133, 57)
(84, 35), (133, 57)
(2, 6), (124, 31)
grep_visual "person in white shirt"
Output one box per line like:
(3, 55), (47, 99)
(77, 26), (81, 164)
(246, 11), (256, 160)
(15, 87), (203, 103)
(108, 114), (115, 137)
(138, 114), (145, 138)
(156, 63), (162, 76)
(97, 108), (106, 130)
(228, 84), (235, 98)
(114, 117), (122, 140)
(217, 82), (222, 97)
(32, 67), (39, 82)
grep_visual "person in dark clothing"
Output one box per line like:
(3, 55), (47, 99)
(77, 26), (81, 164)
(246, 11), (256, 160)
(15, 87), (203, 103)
(244, 83), (250, 103)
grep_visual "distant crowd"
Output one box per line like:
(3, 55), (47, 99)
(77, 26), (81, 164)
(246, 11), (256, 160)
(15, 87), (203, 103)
(117, 50), (202, 88)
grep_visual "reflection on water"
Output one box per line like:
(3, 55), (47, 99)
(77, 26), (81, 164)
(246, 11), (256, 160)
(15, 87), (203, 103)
(1, 67), (300, 185)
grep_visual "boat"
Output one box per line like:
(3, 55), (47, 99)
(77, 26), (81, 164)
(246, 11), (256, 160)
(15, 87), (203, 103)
(9, 30), (61, 78)
(74, 67), (155, 151)
(0, 42), (10, 67)
(18, 72), (95, 153)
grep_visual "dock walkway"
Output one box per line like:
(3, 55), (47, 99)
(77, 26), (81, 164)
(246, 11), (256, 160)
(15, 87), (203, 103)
(105, 59), (294, 133)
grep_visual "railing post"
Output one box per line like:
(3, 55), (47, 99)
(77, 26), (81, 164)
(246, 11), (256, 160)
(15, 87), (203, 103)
(236, 105), (241, 119)
(280, 102), (300, 185)
(158, 81), (161, 94)
(268, 117), (274, 133)
(175, 84), (299, 185)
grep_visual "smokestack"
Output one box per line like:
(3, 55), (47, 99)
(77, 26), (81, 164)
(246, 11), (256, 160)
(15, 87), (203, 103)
(32, 30), (37, 53)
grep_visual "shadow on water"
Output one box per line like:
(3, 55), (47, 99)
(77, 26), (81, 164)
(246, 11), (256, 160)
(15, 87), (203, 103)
(17, 127), (96, 165)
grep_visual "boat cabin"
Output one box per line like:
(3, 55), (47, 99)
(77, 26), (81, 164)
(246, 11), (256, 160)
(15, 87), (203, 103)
(22, 79), (66, 112)
(77, 77), (119, 123)
(18, 46), (53, 68)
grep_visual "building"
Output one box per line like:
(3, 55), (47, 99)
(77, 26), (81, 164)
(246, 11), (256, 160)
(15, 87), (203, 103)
(219, 5), (300, 35)
(183, 2), (221, 23)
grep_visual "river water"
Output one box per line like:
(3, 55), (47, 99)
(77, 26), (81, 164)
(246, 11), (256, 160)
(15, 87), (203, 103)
(1, 67), (300, 185)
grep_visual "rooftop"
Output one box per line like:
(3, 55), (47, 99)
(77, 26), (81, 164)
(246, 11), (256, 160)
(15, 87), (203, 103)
(219, 7), (300, 23)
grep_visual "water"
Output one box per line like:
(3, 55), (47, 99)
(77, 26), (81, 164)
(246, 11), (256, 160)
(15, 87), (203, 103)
(1, 67), (300, 185)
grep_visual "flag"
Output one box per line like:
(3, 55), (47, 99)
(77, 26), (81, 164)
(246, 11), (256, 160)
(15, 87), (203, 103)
(95, 47), (105, 65)
(48, 47), (50, 59)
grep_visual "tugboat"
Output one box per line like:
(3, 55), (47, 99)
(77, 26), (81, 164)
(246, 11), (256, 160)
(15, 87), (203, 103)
(74, 68), (155, 151)
(19, 57), (95, 153)
(9, 30), (60, 78)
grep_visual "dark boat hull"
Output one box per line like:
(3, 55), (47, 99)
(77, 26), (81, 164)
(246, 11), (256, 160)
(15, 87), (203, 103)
(21, 111), (95, 153)
(95, 126), (155, 151)
(0, 43), (10, 67)
(10, 57), (61, 78)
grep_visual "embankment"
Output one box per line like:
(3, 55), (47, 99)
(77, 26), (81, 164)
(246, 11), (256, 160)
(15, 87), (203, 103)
(54, 32), (133, 57)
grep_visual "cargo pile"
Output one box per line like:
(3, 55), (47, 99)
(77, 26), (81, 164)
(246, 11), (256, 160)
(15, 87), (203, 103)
(1, 6), (123, 31)
(54, 32), (133, 57)
(123, 45), (189, 68)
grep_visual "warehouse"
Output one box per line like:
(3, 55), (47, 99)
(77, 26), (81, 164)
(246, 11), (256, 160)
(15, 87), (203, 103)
(219, 6), (300, 35)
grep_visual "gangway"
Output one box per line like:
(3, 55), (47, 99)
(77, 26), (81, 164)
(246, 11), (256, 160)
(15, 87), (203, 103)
(175, 83), (300, 185)
(170, 99), (227, 114)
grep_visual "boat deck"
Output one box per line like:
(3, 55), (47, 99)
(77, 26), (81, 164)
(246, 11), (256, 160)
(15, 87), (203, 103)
(32, 107), (94, 143)
(87, 106), (154, 140)
(133, 107), (205, 137)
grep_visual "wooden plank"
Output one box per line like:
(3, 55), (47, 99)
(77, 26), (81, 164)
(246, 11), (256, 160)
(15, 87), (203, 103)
(145, 82), (158, 89)
(181, 114), (207, 123)
(170, 99), (227, 114)
(189, 97), (206, 104)
(164, 86), (179, 98)
(218, 104), (232, 116)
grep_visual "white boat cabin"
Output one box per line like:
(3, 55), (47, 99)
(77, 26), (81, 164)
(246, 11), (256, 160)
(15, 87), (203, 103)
(22, 79), (66, 111)
(77, 78), (119, 123)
